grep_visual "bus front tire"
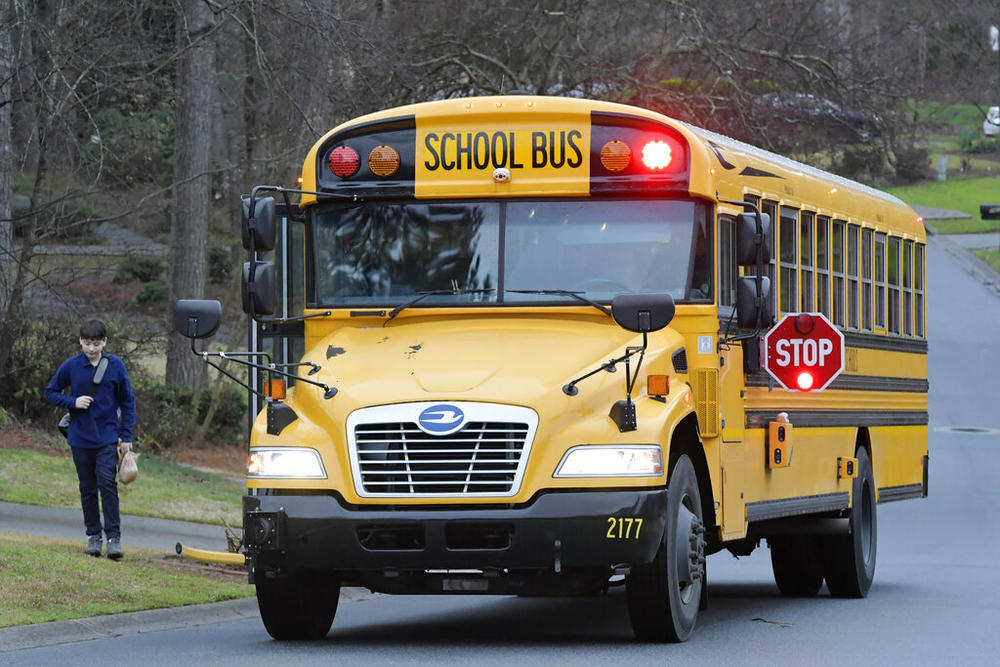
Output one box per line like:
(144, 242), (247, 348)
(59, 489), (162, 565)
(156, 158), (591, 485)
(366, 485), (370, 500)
(256, 569), (341, 640)
(822, 447), (877, 598)
(769, 535), (824, 596)
(625, 454), (706, 642)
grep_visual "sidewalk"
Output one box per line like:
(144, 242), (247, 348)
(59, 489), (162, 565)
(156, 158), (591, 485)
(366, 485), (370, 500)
(0, 501), (374, 652)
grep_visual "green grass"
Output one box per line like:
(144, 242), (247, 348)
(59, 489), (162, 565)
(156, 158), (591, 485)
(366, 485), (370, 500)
(0, 532), (252, 627)
(973, 248), (1000, 273)
(0, 448), (243, 526)
(887, 176), (1000, 233)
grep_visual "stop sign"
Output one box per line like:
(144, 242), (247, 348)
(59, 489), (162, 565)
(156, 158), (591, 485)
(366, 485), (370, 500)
(764, 312), (844, 391)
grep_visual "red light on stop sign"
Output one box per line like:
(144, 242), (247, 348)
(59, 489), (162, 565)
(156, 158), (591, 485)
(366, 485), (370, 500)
(764, 312), (844, 392)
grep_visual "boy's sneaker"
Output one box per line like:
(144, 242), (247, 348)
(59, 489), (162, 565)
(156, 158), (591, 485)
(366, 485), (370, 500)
(85, 534), (103, 557)
(106, 538), (123, 560)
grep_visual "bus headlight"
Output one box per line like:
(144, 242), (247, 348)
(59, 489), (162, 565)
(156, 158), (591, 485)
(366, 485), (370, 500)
(554, 445), (663, 478)
(248, 447), (327, 479)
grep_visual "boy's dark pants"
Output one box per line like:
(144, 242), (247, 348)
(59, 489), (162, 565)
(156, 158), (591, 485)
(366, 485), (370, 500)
(71, 443), (120, 540)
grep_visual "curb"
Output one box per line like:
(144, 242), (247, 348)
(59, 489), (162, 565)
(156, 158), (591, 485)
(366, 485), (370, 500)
(930, 234), (1000, 296)
(0, 588), (374, 652)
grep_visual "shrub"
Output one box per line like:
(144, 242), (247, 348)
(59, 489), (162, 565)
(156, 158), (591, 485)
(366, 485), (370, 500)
(132, 381), (246, 449)
(208, 246), (233, 284)
(136, 281), (168, 305)
(114, 257), (164, 284)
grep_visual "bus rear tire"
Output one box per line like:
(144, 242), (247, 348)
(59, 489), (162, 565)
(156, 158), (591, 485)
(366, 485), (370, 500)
(769, 535), (824, 596)
(822, 447), (877, 598)
(626, 454), (706, 642)
(256, 569), (341, 640)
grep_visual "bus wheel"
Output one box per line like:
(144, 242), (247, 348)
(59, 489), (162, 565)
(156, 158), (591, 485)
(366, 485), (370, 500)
(626, 454), (706, 642)
(822, 447), (877, 597)
(769, 536), (824, 596)
(256, 569), (340, 640)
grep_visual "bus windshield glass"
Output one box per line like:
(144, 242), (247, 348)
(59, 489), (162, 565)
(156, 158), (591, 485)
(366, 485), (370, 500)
(313, 199), (710, 307)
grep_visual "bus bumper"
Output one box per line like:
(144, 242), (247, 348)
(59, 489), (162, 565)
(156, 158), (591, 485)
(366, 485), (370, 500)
(244, 489), (667, 588)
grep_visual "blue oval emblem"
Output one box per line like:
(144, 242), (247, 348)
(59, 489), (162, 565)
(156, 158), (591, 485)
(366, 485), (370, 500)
(417, 404), (465, 436)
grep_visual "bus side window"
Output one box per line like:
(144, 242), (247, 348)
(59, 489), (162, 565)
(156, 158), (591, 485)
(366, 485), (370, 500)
(718, 214), (736, 308)
(903, 239), (913, 336)
(887, 236), (901, 334)
(800, 211), (815, 313)
(874, 232), (887, 331)
(861, 227), (873, 331)
(817, 215), (831, 319)
(914, 243), (925, 337)
(847, 224), (860, 329)
(779, 205), (799, 314)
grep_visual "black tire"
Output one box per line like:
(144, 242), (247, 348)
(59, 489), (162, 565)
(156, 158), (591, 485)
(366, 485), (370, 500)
(822, 447), (877, 597)
(769, 535), (824, 597)
(256, 569), (341, 640)
(626, 454), (706, 643)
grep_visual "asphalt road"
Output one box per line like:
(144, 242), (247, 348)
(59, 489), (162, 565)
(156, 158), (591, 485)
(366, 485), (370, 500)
(4, 235), (1000, 664)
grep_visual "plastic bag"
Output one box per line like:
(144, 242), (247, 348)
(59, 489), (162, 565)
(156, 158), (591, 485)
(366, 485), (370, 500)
(58, 412), (71, 438)
(117, 443), (139, 484)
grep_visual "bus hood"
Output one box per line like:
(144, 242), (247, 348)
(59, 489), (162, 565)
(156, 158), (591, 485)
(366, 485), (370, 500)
(299, 315), (684, 409)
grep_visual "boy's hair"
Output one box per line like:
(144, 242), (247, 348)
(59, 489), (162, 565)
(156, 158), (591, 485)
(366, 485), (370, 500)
(80, 319), (108, 340)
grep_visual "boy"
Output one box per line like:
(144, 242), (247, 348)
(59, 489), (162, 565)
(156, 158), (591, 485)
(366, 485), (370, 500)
(45, 318), (136, 559)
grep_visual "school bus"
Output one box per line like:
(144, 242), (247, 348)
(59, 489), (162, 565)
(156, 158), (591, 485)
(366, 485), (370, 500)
(174, 94), (928, 643)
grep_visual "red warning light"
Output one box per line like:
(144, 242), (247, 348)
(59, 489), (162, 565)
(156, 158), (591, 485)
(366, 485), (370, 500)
(796, 371), (815, 391)
(641, 141), (672, 170)
(329, 146), (360, 178)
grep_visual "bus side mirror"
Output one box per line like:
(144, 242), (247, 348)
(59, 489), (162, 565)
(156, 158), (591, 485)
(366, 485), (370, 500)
(242, 261), (276, 315)
(242, 196), (277, 252)
(736, 276), (772, 329)
(173, 299), (222, 339)
(611, 293), (675, 333)
(736, 212), (772, 266)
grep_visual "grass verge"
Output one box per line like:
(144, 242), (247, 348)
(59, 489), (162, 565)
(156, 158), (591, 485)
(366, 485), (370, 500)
(0, 532), (252, 627)
(973, 248), (1000, 274)
(888, 176), (1000, 233)
(0, 448), (243, 526)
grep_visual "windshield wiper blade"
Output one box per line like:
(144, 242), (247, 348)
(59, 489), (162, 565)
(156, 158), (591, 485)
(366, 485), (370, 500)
(506, 289), (612, 316)
(384, 288), (496, 324)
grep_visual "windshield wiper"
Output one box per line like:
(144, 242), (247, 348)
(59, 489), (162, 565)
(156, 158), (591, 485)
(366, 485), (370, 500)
(506, 289), (612, 316)
(384, 288), (496, 324)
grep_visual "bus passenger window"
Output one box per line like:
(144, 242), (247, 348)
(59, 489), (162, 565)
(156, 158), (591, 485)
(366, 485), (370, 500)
(800, 211), (815, 313)
(861, 228), (873, 331)
(847, 224), (860, 329)
(915, 243), (925, 337)
(875, 232), (886, 331)
(779, 206), (798, 314)
(887, 237), (901, 334)
(903, 240), (914, 336)
(817, 216), (831, 319)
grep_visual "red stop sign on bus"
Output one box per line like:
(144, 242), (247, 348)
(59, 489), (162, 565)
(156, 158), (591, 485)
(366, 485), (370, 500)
(764, 313), (844, 391)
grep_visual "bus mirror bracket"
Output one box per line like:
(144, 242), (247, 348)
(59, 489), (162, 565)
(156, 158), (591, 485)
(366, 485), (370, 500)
(564, 293), (675, 432)
(720, 197), (774, 353)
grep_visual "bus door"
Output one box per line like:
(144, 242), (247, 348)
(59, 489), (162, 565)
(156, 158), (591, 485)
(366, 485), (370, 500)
(248, 206), (306, 419)
(717, 210), (749, 540)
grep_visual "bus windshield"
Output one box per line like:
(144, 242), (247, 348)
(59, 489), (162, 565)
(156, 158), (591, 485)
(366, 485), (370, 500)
(313, 199), (711, 307)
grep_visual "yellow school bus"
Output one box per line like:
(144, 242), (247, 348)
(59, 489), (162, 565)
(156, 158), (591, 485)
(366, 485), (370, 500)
(174, 94), (927, 642)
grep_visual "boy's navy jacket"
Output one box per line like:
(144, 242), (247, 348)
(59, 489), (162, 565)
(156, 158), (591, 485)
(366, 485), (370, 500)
(45, 352), (136, 448)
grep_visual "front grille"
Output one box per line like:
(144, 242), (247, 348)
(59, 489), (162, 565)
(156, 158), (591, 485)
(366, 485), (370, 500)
(354, 421), (529, 496)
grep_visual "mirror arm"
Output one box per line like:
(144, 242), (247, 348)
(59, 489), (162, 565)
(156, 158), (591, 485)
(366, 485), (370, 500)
(563, 333), (648, 397)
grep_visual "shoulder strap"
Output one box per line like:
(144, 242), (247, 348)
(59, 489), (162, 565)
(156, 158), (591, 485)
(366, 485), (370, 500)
(87, 356), (110, 397)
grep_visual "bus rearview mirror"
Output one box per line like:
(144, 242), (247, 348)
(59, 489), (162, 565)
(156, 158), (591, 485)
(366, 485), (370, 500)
(242, 261), (276, 316)
(611, 292), (675, 333)
(172, 299), (222, 339)
(736, 212), (772, 266)
(242, 196), (277, 252)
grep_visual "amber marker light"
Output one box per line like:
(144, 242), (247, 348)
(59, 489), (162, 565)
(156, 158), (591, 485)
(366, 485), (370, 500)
(647, 374), (669, 396)
(600, 140), (631, 172)
(368, 145), (401, 177)
(266, 378), (286, 400)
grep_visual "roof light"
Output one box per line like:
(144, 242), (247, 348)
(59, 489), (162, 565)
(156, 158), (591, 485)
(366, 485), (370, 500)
(794, 313), (815, 334)
(368, 145), (400, 177)
(641, 140), (672, 169)
(329, 146), (360, 178)
(600, 140), (631, 172)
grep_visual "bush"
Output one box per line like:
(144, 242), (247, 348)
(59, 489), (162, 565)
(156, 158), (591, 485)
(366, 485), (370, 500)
(2, 317), (80, 422)
(114, 257), (164, 284)
(208, 246), (233, 284)
(80, 106), (173, 185)
(892, 145), (931, 184)
(132, 381), (246, 449)
(136, 281), (167, 305)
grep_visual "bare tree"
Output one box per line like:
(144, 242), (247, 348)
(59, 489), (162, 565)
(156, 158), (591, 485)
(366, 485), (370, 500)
(0, 0), (12, 324)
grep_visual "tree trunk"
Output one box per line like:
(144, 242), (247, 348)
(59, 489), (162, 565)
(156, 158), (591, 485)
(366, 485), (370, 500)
(0, 0), (13, 324)
(166, 0), (216, 386)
